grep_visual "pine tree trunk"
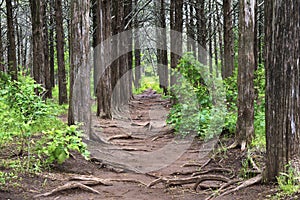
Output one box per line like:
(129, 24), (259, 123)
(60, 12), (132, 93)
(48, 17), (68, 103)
(30, 0), (45, 87)
(264, 0), (300, 182)
(133, 0), (141, 89)
(49, 0), (55, 88)
(55, 0), (68, 104)
(43, 2), (52, 98)
(6, 0), (18, 80)
(235, 0), (255, 150)
(68, 0), (91, 138)
(223, 0), (234, 78)
(0, 15), (4, 72)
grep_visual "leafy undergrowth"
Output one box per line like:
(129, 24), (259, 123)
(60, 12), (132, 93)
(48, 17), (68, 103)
(0, 73), (89, 191)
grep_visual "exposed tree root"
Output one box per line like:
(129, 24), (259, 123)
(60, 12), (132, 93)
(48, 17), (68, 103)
(205, 179), (241, 200)
(192, 168), (232, 177)
(107, 134), (143, 141)
(215, 174), (262, 199)
(228, 140), (247, 151)
(110, 179), (147, 186)
(34, 181), (103, 198)
(171, 168), (232, 177)
(181, 158), (211, 169)
(148, 175), (230, 188)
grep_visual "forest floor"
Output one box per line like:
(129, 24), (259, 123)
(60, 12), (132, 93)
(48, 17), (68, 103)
(0, 89), (295, 200)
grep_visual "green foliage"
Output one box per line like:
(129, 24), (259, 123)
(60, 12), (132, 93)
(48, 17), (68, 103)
(0, 73), (89, 174)
(37, 125), (89, 164)
(277, 164), (300, 196)
(167, 53), (226, 139)
(133, 76), (163, 94)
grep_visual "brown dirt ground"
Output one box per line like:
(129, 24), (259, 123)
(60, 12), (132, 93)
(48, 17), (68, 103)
(0, 89), (298, 200)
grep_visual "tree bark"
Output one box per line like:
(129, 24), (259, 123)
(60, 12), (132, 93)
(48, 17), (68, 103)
(49, 0), (55, 87)
(133, 0), (141, 89)
(94, 0), (113, 119)
(43, 1), (52, 98)
(234, 0), (255, 151)
(6, 0), (18, 80)
(156, 0), (168, 95)
(30, 0), (45, 88)
(264, 0), (300, 182)
(55, 0), (68, 104)
(0, 15), (4, 72)
(223, 0), (234, 78)
(68, 0), (91, 138)
(170, 0), (183, 86)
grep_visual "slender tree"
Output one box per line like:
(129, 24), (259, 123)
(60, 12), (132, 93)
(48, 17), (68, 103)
(231, 0), (256, 150)
(43, 1), (52, 98)
(55, 0), (68, 104)
(30, 0), (45, 87)
(134, 0), (141, 89)
(6, 0), (18, 80)
(223, 0), (234, 78)
(0, 14), (4, 72)
(156, 0), (168, 95)
(49, 0), (55, 87)
(264, 0), (300, 182)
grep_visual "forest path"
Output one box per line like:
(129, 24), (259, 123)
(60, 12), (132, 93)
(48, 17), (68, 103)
(28, 90), (273, 200)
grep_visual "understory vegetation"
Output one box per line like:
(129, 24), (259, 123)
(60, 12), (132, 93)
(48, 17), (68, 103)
(167, 53), (266, 149)
(0, 73), (89, 188)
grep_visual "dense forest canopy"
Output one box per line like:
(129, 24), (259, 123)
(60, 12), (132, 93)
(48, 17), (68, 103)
(0, 0), (299, 199)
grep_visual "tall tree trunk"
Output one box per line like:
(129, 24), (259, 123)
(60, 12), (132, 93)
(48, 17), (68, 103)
(124, 0), (133, 98)
(68, 0), (91, 138)
(0, 15), (4, 72)
(6, 0), (18, 80)
(156, 0), (168, 95)
(170, 0), (183, 86)
(216, 2), (223, 76)
(43, 2), (52, 98)
(196, 0), (206, 64)
(264, 0), (300, 182)
(55, 0), (68, 104)
(233, 0), (256, 151)
(30, 0), (45, 87)
(94, 0), (112, 119)
(133, 0), (141, 89)
(49, 0), (55, 87)
(223, 0), (234, 78)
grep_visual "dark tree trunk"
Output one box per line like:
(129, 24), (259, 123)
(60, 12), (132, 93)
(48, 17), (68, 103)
(223, 0), (234, 78)
(133, 0), (141, 89)
(233, 0), (256, 150)
(43, 2), (52, 98)
(6, 0), (18, 80)
(124, 0), (133, 98)
(49, 0), (55, 87)
(156, 0), (168, 95)
(68, 0), (91, 138)
(55, 0), (68, 104)
(196, 0), (206, 64)
(94, 0), (113, 119)
(264, 0), (300, 182)
(0, 15), (4, 72)
(30, 0), (45, 87)
(170, 0), (183, 86)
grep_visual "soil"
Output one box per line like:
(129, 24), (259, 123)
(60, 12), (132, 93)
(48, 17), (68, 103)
(0, 89), (295, 200)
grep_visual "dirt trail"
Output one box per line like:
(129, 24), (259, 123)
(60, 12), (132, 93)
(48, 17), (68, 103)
(1, 90), (276, 200)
